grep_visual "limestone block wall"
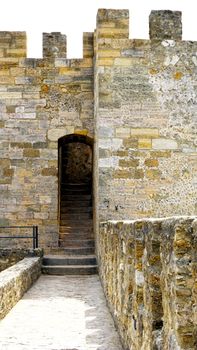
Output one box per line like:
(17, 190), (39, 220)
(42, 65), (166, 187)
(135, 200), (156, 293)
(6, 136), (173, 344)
(0, 32), (94, 249)
(0, 257), (41, 319)
(0, 9), (196, 249)
(98, 217), (197, 350)
(95, 9), (197, 221)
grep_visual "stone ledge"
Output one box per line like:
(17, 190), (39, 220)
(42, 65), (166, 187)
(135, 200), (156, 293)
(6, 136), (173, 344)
(0, 248), (43, 272)
(0, 257), (41, 320)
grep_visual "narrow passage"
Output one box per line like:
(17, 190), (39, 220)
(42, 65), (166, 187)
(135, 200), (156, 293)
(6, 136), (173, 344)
(0, 275), (123, 350)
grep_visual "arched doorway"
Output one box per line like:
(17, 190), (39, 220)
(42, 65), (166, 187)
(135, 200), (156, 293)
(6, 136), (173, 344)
(58, 134), (94, 251)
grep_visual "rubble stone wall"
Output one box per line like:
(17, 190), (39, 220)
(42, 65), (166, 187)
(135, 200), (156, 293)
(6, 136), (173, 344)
(98, 217), (197, 350)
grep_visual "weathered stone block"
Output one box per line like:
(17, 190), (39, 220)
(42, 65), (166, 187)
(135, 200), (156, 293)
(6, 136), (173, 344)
(99, 49), (120, 58)
(146, 169), (161, 180)
(97, 58), (114, 66)
(0, 92), (22, 99)
(116, 127), (130, 138)
(119, 159), (139, 167)
(149, 10), (182, 40)
(23, 149), (40, 158)
(99, 126), (113, 138)
(47, 128), (74, 142)
(3, 168), (14, 177)
(131, 128), (159, 138)
(41, 167), (57, 176)
(6, 48), (26, 57)
(152, 138), (178, 150)
(0, 76), (15, 84)
(138, 138), (152, 149)
(144, 158), (159, 167)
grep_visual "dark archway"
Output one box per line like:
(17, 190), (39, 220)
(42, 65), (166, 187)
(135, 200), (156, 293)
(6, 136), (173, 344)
(58, 134), (94, 250)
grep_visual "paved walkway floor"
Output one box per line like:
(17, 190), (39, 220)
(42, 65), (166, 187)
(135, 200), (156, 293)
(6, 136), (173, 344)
(0, 275), (123, 350)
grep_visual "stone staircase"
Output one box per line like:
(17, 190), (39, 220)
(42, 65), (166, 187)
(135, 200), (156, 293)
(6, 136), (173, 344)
(42, 182), (98, 275)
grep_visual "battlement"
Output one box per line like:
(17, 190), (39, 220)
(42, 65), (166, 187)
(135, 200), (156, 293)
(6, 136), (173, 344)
(0, 9), (186, 60)
(149, 10), (182, 40)
(96, 9), (129, 39)
(0, 31), (26, 58)
(43, 32), (67, 58)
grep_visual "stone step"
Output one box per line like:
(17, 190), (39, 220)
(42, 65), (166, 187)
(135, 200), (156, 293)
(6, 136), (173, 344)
(59, 219), (93, 227)
(61, 192), (92, 201)
(51, 247), (95, 255)
(59, 239), (95, 248)
(59, 225), (92, 232)
(61, 194), (91, 201)
(43, 255), (97, 266)
(61, 185), (91, 192)
(61, 183), (90, 189)
(59, 234), (93, 241)
(59, 233), (93, 238)
(57, 246), (95, 255)
(60, 207), (92, 213)
(42, 265), (98, 275)
(61, 191), (91, 196)
(60, 200), (91, 207)
(60, 213), (92, 220)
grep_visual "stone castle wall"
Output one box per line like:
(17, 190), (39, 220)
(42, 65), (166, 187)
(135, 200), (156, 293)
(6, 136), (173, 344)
(95, 10), (197, 222)
(98, 217), (197, 350)
(0, 9), (196, 249)
(0, 32), (94, 249)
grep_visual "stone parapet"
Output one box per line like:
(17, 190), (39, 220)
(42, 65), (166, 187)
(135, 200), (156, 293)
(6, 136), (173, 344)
(0, 248), (43, 272)
(98, 217), (197, 350)
(0, 257), (42, 320)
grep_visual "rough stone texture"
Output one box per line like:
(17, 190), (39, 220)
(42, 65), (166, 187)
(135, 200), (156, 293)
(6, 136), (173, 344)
(0, 31), (94, 250)
(149, 11), (182, 40)
(0, 275), (123, 350)
(0, 10), (196, 349)
(0, 248), (43, 272)
(0, 9), (196, 251)
(43, 32), (67, 58)
(94, 9), (197, 224)
(98, 217), (197, 350)
(0, 257), (41, 320)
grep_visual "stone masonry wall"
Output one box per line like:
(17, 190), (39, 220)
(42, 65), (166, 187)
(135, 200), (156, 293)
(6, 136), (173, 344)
(0, 32), (94, 250)
(95, 10), (197, 222)
(0, 9), (196, 250)
(0, 257), (41, 319)
(98, 217), (197, 350)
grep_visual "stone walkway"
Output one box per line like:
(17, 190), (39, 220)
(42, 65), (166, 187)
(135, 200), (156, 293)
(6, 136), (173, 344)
(0, 275), (123, 350)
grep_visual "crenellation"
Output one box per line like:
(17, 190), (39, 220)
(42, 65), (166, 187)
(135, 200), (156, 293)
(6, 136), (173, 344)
(43, 32), (67, 58)
(149, 10), (182, 41)
(0, 31), (26, 58)
(97, 9), (129, 39)
(83, 32), (94, 58)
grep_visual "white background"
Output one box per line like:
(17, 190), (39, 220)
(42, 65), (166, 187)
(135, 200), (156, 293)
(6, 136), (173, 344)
(0, 0), (196, 58)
